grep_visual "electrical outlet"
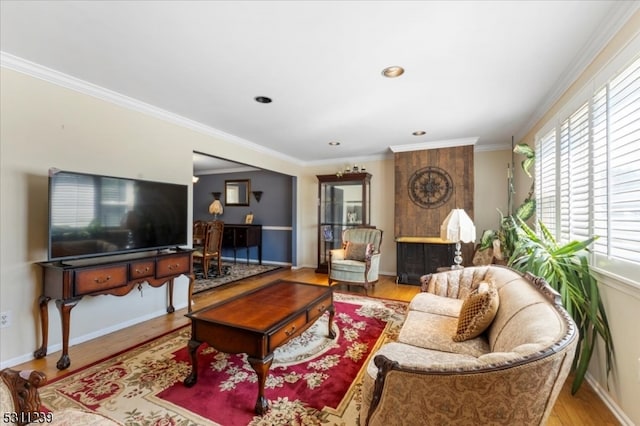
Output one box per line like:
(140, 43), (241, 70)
(0, 311), (11, 328)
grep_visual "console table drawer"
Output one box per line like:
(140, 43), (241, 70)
(270, 313), (307, 349)
(74, 265), (128, 296)
(157, 254), (190, 278)
(130, 260), (155, 280)
(308, 295), (332, 321)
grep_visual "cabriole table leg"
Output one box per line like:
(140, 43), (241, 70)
(33, 295), (51, 359)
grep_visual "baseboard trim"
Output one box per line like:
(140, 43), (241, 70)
(0, 306), (185, 370)
(585, 373), (633, 425)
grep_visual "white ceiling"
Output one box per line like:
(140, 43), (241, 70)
(2, 1), (638, 167)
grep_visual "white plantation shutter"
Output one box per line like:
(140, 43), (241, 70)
(536, 128), (557, 235)
(560, 103), (591, 243)
(592, 86), (609, 255)
(604, 57), (640, 262)
(536, 55), (640, 273)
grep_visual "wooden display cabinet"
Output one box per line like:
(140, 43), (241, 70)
(316, 172), (371, 273)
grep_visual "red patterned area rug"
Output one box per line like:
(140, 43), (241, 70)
(39, 292), (407, 426)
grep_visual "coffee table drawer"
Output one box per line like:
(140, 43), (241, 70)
(270, 313), (307, 348)
(307, 294), (332, 321)
(74, 265), (128, 296)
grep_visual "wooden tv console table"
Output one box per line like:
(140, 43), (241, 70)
(34, 249), (194, 370)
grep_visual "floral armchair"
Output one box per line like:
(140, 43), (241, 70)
(328, 227), (383, 291)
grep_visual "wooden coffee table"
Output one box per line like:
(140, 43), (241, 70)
(183, 280), (335, 415)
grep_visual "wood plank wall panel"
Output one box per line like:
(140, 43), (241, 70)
(394, 145), (474, 238)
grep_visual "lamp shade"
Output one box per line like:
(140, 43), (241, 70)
(209, 199), (223, 216)
(440, 209), (476, 243)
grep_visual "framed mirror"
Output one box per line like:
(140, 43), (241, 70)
(225, 179), (250, 206)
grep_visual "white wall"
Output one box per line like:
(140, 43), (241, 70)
(474, 149), (512, 235)
(590, 272), (640, 425)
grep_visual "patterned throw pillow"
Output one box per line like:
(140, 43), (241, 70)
(452, 280), (500, 342)
(344, 242), (374, 261)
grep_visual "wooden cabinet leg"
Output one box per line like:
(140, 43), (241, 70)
(248, 353), (273, 415)
(55, 298), (79, 370)
(33, 295), (51, 359)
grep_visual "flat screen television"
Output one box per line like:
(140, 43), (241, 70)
(48, 168), (188, 261)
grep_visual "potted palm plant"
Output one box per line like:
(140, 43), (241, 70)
(508, 218), (614, 394)
(479, 143), (536, 259)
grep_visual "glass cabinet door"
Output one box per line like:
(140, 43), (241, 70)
(316, 172), (371, 273)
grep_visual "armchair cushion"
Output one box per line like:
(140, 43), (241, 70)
(453, 280), (500, 342)
(344, 241), (373, 261)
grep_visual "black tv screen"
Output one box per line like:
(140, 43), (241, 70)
(48, 169), (188, 261)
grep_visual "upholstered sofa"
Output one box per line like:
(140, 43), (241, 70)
(361, 265), (578, 426)
(0, 369), (120, 425)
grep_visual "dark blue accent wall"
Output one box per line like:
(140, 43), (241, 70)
(193, 169), (294, 264)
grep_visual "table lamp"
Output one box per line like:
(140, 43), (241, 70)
(209, 192), (223, 219)
(440, 208), (476, 269)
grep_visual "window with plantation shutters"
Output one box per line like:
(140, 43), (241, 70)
(535, 55), (640, 276)
(535, 128), (557, 235)
(592, 57), (640, 264)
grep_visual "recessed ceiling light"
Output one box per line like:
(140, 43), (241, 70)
(254, 96), (272, 103)
(412, 130), (426, 136)
(328, 141), (340, 146)
(382, 66), (405, 78)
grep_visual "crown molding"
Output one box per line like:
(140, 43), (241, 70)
(196, 166), (260, 176)
(302, 151), (392, 168)
(389, 137), (479, 153)
(474, 143), (511, 152)
(0, 51), (305, 167)
(518, 1), (640, 141)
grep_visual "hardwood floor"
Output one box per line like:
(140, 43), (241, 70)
(12, 267), (619, 425)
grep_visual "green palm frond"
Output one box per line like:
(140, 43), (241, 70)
(513, 143), (535, 177)
(509, 217), (613, 394)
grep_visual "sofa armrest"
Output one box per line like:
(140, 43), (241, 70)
(0, 369), (47, 426)
(419, 273), (432, 292)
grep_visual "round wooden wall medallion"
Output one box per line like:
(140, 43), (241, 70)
(408, 166), (453, 208)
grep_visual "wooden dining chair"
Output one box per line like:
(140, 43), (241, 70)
(193, 220), (224, 279)
(193, 220), (206, 249)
